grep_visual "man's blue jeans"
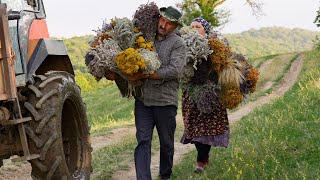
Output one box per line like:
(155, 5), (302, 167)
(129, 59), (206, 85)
(134, 100), (177, 180)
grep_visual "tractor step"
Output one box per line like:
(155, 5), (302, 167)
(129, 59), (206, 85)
(0, 117), (32, 125)
(12, 154), (40, 162)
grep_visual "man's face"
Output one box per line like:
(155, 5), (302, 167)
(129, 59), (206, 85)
(158, 16), (178, 37)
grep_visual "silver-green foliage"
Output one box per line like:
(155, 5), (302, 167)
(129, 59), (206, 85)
(138, 48), (161, 74)
(107, 17), (142, 50)
(87, 39), (121, 80)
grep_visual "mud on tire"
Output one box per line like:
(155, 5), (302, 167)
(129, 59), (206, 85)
(22, 71), (92, 179)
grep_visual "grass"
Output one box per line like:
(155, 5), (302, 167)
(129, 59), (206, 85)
(250, 54), (280, 68)
(170, 50), (320, 179)
(82, 85), (135, 135)
(255, 53), (296, 88)
(243, 53), (299, 103)
(91, 136), (136, 180)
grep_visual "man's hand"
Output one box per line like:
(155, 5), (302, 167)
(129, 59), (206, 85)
(104, 70), (116, 80)
(126, 72), (147, 81)
(126, 72), (161, 81)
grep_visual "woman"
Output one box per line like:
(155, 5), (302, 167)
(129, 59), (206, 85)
(181, 18), (230, 173)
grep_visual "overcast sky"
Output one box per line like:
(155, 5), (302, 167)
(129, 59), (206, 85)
(42, 0), (320, 38)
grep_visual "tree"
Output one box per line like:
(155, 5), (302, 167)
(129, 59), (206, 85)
(245, 0), (264, 16)
(314, 5), (320, 27)
(176, 0), (263, 28)
(176, 0), (230, 27)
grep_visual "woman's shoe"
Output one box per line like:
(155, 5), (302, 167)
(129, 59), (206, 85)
(194, 162), (205, 173)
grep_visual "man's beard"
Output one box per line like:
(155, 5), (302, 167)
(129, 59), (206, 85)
(158, 27), (168, 37)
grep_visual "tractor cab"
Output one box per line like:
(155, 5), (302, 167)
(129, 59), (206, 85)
(1, 0), (46, 87)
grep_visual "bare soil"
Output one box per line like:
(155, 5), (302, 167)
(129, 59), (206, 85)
(0, 55), (303, 180)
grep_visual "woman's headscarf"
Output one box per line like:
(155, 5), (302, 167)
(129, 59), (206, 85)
(192, 17), (211, 35)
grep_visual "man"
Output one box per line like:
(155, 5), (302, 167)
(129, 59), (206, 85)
(127, 6), (186, 180)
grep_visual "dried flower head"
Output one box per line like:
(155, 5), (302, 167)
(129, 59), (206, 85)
(208, 38), (231, 73)
(135, 36), (154, 51)
(208, 31), (229, 47)
(245, 67), (260, 92)
(219, 85), (243, 109)
(107, 17), (142, 50)
(138, 48), (161, 74)
(181, 63), (195, 84)
(133, 2), (160, 42)
(115, 48), (146, 75)
(184, 82), (221, 114)
(86, 39), (121, 81)
(180, 26), (213, 69)
(90, 33), (111, 48)
(218, 58), (244, 88)
(230, 52), (252, 70)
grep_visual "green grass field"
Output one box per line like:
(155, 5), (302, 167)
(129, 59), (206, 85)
(82, 84), (135, 134)
(170, 50), (320, 179)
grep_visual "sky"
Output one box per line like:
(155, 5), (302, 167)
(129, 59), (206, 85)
(42, 0), (320, 38)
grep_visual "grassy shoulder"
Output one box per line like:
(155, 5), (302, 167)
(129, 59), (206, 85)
(171, 50), (320, 179)
(82, 85), (135, 135)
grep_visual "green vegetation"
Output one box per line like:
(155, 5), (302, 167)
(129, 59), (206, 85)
(226, 27), (318, 58)
(171, 49), (320, 179)
(63, 35), (92, 72)
(92, 136), (136, 179)
(177, 0), (229, 27)
(82, 85), (135, 135)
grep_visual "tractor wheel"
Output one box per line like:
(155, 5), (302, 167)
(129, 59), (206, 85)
(22, 71), (92, 179)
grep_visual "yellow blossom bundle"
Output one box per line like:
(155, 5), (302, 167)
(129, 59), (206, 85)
(208, 38), (231, 73)
(135, 36), (154, 51)
(218, 58), (244, 88)
(219, 85), (243, 109)
(246, 67), (260, 92)
(115, 48), (146, 75)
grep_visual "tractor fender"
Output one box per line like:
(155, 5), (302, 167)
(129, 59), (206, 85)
(26, 39), (74, 81)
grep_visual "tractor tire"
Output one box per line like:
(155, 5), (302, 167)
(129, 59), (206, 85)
(22, 71), (92, 180)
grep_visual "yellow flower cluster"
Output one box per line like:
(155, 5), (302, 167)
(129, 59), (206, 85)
(134, 27), (140, 33)
(208, 38), (231, 73)
(246, 67), (260, 92)
(136, 36), (154, 51)
(115, 48), (146, 75)
(219, 85), (243, 109)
